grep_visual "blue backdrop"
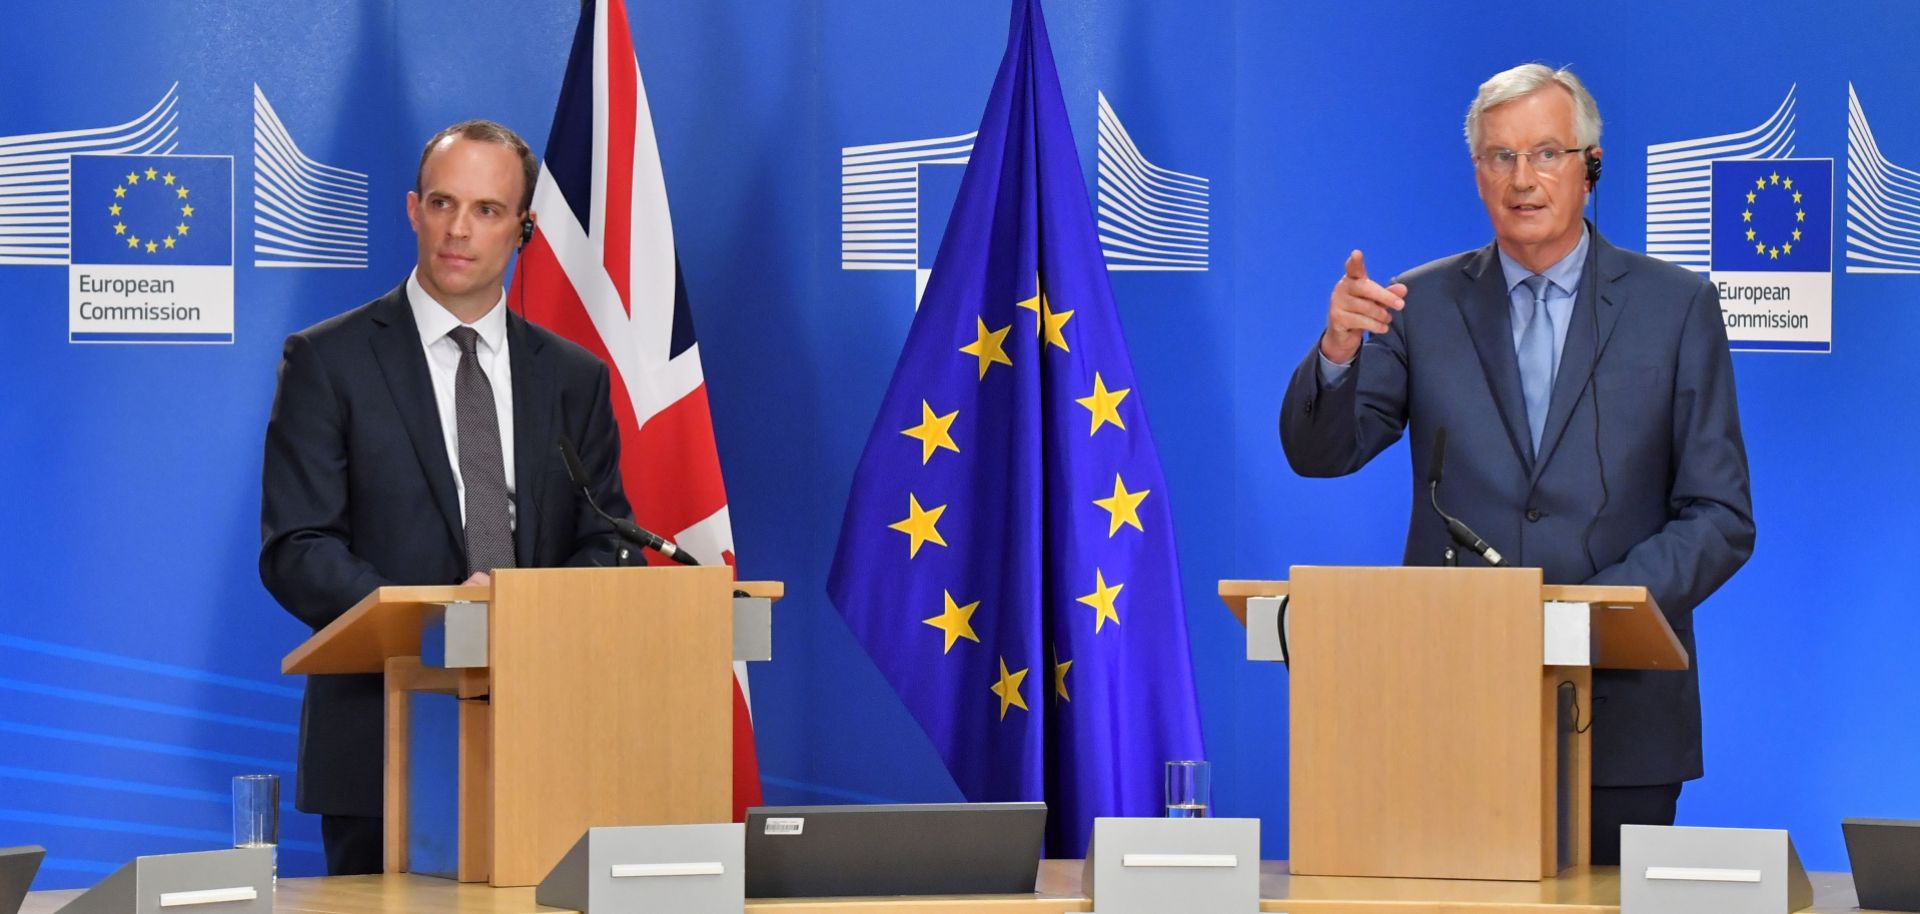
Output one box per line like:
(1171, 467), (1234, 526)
(2, 0), (1915, 889)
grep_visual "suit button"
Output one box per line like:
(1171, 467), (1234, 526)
(1526, 508), (1542, 522)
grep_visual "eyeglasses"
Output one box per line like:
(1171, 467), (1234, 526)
(1475, 146), (1585, 176)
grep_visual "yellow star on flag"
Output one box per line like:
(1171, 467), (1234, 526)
(960, 317), (1013, 379)
(145, 240), (158, 253)
(1796, 209), (1806, 222)
(1754, 242), (1765, 254)
(124, 171), (138, 184)
(113, 222), (126, 236)
(888, 493), (948, 558)
(1783, 176), (1793, 190)
(1792, 190), (1802, 204)
(990, 657), (1030, 720)
(1792, 228), (1802, 241)
(1016, 282), (1045, 331)
(1074, 372), (1130, 435)
(1746, 190), (1756, 204)
(1745, 228), (1755, 241)
(1093, 473), (1149, 537)
(1742, 209), (1752, 223)
(1769, 171), (1780, 185)
(1054, 650), (1072, 702)
(144, 166), (158, 181)
(163, 236), (175, 249)
(181, 204), (194, 217)
(113, 186), (126, 199)
(163, 172), (175, 185)
(922, 590), (981, 653)
(108, 203), (121, 216)
(1041, 301), (1074, 352)
(126, 236), (140, 249)
(176, 186), (189, 199)
(1782, 242), (1792, 255)
(177, 223), (190, 236)
(902, 400), (960, 464)
(1076, 568), (1124, 633)
(1755, 178), (1766, 190)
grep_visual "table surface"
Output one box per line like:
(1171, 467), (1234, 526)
(17, 861), (1883, 914)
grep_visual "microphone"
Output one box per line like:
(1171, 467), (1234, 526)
(556, 436), (699, 566)
(1427, 428), (1508, 567)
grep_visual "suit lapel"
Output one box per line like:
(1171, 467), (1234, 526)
(1531, 232), (1630, 484)
(367, 286), (465, 554)
(1455, 244), (1534, 474)
(508, 312), (555, 566)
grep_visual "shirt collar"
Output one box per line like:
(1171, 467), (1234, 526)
(406, 269), (508, 353)
(1497, 224), (1591, 297)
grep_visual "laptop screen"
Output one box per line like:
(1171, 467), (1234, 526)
(1842, 818), (1920, 913)
(0, 846), (46, 914)
(745, 802), (1045, 899)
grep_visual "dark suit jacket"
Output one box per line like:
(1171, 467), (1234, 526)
(260, 282), (631, 816)
(1279, 229), (1754, 786)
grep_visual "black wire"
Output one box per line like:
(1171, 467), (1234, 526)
(1580, 174), (1611, 575)
(1273, 595), (1290, 666)
(1557, 680), (1597, 734)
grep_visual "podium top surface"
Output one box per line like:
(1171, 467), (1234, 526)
(1220, 568), (1686, 671)
(283, 571), (784, 676)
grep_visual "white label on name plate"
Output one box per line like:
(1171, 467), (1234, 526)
(764, 817), (804, 836)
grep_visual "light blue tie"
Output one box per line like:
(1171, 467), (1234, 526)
(1518, 274), (1555, 457)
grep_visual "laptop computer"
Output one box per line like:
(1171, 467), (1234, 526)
(744, 802), (1045, 898)
(1843, 818), (1920, 912)
(0, 846), (45, 914)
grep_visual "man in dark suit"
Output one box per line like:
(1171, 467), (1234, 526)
(1279, 64), (1754, 865)
(260, 120), (631, 875)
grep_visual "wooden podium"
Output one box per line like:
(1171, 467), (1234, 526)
(282, 567), (781, 888)
(1221, 567), (1687, 882)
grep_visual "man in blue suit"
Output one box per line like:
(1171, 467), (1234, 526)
(1279, 64), (1754, 865)
(260, 121), (631, 875)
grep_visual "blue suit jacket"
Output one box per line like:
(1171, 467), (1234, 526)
(1279, 230), (1755, 786)
(259, 283), (632, 816)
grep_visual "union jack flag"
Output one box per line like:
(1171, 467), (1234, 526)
(508, 0), (762, 817)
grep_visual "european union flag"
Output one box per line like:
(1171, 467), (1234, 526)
(1710, 158), (1831, 272)
(827, 0), (1205, 855)
(70, 154), (232, 266)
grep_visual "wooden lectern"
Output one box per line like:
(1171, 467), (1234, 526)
(282, 567), (781, 887)
(1221, 566), (1687, 882)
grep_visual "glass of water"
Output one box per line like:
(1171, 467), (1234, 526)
(1165, 760), (1210, 818)
(232, 774), (279, 885)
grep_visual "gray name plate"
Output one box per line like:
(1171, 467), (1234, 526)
(420, 601), (488, 669)
(1245, 596), (1287, 663)
(734, 596), (772, 662)
(1620, 824), (1812, 914)
(55, 847), (272, 914)
(537, 824), (744, 914)
(1083, 817), (1260, 914)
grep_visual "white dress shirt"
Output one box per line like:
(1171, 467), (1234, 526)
(406, 270), (516, 529)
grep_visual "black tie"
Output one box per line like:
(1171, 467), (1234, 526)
(448, 326), (516, 575)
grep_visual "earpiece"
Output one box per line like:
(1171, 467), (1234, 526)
(1583, 146), (1602, 189)
(520, 217), (534, 247)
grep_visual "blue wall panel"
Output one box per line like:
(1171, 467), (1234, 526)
(2, 0), (1916, 889)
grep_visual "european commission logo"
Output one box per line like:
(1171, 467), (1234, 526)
(1647, 85), (1834, 353)
(68, 153), (234, 343)
(1708, 158), (1833, 352)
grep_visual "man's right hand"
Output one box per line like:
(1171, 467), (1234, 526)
(1320, 250), (1407, 365)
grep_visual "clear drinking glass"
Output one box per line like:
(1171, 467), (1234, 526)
(1165, 759), (1211, 818)
(232, 774), (279, 885)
